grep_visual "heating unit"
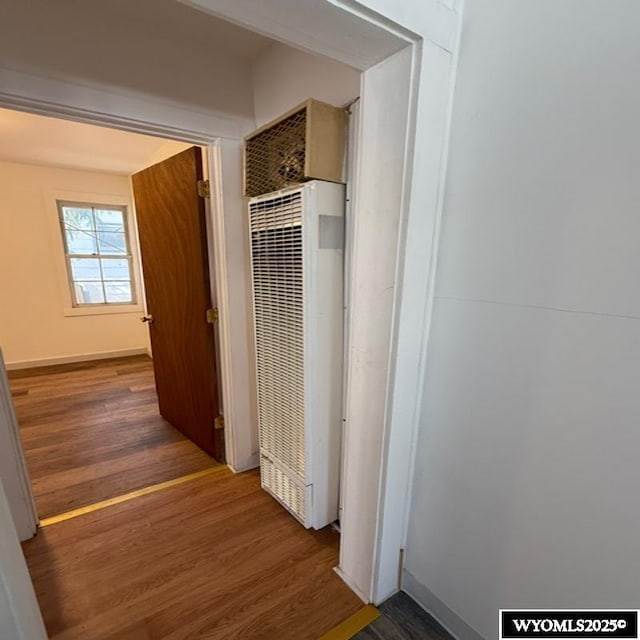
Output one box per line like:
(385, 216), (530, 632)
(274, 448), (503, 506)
(249, 180), (344, 529)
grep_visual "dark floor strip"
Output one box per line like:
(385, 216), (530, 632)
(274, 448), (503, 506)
(354, 592), (454, 640)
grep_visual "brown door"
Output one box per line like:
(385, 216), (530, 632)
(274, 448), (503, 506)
(131, 147), (223, 460)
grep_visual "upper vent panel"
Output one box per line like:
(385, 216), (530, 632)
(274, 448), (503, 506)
(245, 109), (307, 197)
(244, 99), (347, 197)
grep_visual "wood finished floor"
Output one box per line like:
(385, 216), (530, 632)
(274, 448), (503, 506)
(9, 355), (215, 519)
(22, 467), (363, 640)
(355, 592), (452, 640)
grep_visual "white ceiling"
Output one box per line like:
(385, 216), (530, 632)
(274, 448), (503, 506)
(0, 108), (193, 174)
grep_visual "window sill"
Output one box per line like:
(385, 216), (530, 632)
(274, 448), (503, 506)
(63, 304), (143, 317)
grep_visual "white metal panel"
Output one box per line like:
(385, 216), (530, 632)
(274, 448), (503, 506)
(259, 454), (309, 525)
(304, 181), (346, 529)
(249, 181), (344, 528)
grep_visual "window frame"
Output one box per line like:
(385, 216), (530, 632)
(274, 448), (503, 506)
(56, 200), (138, 308)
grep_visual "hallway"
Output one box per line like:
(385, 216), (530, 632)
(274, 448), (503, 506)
(21, 467), (362, 639)
(11, 355), (363, 638)
(9, 355), (214, 519)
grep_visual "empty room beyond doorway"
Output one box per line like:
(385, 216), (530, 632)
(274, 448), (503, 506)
(9, 355), (215, 519)
(0, 107), (221, 521)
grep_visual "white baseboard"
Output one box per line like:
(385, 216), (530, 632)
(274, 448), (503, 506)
(402, 569), (485, 640)
(5, 348), (150, 371)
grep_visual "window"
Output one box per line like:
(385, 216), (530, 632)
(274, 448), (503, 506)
(57, 201), (136, 306)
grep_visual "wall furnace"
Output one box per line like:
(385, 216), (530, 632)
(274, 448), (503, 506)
(249, 180), (344, 528)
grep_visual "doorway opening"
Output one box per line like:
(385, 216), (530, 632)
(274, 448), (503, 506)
(0, 107), (223, 521)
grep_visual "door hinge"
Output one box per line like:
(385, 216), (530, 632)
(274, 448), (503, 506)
(206, 307), (219, 323)
(214, 415), (225, 430)
(197, 179), (210, 198)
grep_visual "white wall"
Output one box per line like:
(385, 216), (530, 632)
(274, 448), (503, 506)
(252, 43), (360, 127)
(0, 160), (149, 366)
(0, 0), (256, 123)
(143, 140), (194, 168)
(405, 2), (640, 638)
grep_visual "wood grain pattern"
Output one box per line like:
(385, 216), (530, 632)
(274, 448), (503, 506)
(9, 355), (215, 519)
(132, 147), (222, 459)
(22, 468), (363, 640)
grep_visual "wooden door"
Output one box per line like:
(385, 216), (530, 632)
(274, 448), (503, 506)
(132, 147), (223, 460)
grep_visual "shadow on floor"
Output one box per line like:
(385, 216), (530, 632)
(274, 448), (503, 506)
(355, 592), (453, 640)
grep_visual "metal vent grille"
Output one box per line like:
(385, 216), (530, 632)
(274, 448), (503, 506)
(260, 455), (307, 523)
(245, 109), (307, 197)
(250, 192), (306, 483)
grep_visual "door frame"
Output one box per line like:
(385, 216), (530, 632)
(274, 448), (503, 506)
(0, 479), (47, 640)
(0, 0), (462, 606)
(0, 350), (38, 542)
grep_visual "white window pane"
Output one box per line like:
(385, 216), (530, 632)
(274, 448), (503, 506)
(104, 281), (132, 303)
(74, 281), (105, 304)
(61, 202), (135, 307)
(70, 258), (101, 280)
(98, 232), (127, 255)
(63, 207), (93, 230)
(95, 209), (124, 232)
(101, 258), (130, 281)
(65, 229), (97, 255)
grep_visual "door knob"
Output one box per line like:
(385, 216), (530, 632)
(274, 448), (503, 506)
(141, 315), (154, 324)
